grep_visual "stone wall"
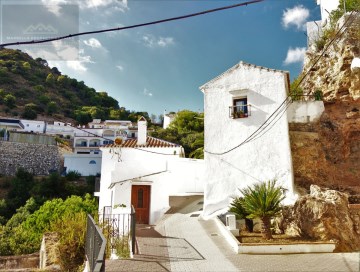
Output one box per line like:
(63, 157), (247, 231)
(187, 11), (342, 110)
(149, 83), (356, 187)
(0, 141), (61, 176)
(0, 253), (39, 270)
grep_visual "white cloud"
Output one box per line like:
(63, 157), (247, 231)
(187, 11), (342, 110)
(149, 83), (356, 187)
(157, 37), (175, 47)
(116, 65), (124, 71)
(84, 38), (102, 48)
(143, 35), (175, 48)
(143, 88), (153, 97)
(283, 47), (306, 65)
(42, 0), (128, 13)
(41, 0), (67, 16)
(282, 5), (310, 30)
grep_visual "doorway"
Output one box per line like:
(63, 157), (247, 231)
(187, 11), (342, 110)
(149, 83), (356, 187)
(131, 185), (151, 224)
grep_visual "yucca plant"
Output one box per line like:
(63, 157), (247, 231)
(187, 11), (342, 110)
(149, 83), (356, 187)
(240, 180), (285, 239)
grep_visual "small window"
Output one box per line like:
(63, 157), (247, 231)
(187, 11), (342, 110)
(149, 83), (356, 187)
(230, 97), (250, 118)
(89, 160), (96, 164)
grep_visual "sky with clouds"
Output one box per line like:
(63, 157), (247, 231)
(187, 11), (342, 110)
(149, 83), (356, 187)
(2, 0), (321, 116)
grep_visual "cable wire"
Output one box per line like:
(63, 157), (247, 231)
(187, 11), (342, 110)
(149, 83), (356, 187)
(205, 11), (357, 156)
(0, 0), (263, 48)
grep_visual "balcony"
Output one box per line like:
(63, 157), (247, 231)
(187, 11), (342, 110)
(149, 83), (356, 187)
(229, 104), (251, 119)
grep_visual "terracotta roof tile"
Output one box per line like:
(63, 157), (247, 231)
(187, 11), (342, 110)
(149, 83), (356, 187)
(103, 136), (180, 149)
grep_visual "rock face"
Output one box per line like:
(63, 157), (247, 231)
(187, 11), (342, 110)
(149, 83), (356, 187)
(292, 13), (360, 192)
(281, 185), (360, 252)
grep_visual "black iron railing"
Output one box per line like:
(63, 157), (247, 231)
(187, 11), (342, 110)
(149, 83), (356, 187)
(229, 104), (251, 119)
(85, 214), (106, 272)
(100, 206), (136, 256)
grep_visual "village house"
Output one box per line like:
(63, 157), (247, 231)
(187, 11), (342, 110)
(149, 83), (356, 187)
(97, 117), (204, 224)
(199, 61), (324, 218)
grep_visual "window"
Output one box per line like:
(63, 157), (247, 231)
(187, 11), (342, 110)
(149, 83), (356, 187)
(137, 189), (144, 208)
(89, 160), (96, 164)
(230, 97), (250, 118)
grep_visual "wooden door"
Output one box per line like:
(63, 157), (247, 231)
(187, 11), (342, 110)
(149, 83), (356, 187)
(131, 185), (151, 224)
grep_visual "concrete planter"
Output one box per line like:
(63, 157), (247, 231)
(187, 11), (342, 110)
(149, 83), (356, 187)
(214, 217), (336, 254)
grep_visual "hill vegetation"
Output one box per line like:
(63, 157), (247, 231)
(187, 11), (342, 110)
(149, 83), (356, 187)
(0, 48), (151, 124)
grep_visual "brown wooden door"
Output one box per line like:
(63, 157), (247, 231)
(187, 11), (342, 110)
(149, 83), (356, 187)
(131, 185), (151, 224)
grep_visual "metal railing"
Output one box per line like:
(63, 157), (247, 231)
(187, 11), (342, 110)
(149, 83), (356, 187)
(85, 214), (106, 272)
(290, 93), (322, 102)
(229, 104), (251, 119)
(100, 206), (136, 256)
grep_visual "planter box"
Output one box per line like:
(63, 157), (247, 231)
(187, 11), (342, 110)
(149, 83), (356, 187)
(214, 217), (336, 254)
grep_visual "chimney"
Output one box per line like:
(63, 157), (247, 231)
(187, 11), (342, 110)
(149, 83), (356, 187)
(137, 116), (147, 145)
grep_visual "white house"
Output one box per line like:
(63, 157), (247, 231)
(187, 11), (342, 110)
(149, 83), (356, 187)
(98, 117), (204, 225)
(163, 112), (176, 129)
(20, 120), (46, 133)
(306, 0), (340, 47)
(199, 61), (298, 218)
(63, 153), (102, 176)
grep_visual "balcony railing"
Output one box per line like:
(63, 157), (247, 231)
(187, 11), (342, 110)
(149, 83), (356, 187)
(229, 104), (251, 119)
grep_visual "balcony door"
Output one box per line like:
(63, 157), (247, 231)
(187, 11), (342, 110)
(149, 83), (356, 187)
(233, 97), (248, 115)
(131, 185), (151, 224)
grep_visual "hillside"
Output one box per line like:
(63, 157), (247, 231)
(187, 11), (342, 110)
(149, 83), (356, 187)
(0, 48), (145, 124)
(292, 12), (360, 193)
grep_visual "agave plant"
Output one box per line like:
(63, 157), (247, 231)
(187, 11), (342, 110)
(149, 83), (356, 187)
(240, 179), (285, 239)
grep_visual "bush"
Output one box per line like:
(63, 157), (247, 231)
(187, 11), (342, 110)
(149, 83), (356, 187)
(51, 212), (88, 271)
(3, 94), (16, 108)
(66, 170), (81, 181)
(0, 194), (98, 255)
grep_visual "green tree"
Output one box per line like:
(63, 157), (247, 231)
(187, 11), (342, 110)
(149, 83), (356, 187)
(289, 76), (303, 101)
(7, 169), (34, 215)
(57, 75), (69, 86)
(22, 62), (31, 70)
(151, 110), (204, 157)
(22, 103), (38, 119)
(169, 110), (204, 133)
(45, 73), (55, 85)
(3, 94), (16, 108)
(47, 101), (58, 115)
(74, 110), (92, 125)
(240, 180), (285, 239)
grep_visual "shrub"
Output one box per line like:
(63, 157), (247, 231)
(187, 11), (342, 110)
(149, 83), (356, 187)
(66, 170), (81, 181)
(51, 212), (88, 271)
(240, 180), (285, 239)
(3, 94), (16, 108)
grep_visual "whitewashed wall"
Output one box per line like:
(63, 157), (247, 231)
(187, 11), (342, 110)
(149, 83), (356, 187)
(99, 146), (204, 225)
(317, 0), (340, 22)
(63, 153), (102, 176)
(287, 101), (325, 123)
(200, 62), (296, 218)
(20, 120), (46, 133)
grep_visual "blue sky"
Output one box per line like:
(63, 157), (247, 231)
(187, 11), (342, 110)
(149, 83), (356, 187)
(3, 0), (321, 117)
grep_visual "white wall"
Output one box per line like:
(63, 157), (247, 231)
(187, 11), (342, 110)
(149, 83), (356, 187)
(64, 153), (102, 176)
(21, 120), (46, 133)
(287, 101), (325, 123)
(99, 146), (204, 224)
(317, 0), (340, 22)
(200, 62), (296, 218)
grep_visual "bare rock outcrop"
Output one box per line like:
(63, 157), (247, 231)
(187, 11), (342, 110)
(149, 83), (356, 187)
(291, 13), (360, 192)
(279, 185), (360, 252)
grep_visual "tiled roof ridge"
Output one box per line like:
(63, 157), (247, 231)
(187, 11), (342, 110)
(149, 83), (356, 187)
(102, 136), (180, 149)
(199, 61), (290, 90)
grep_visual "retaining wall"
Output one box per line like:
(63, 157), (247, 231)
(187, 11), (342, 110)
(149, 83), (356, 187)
(0, 141), (61, 176)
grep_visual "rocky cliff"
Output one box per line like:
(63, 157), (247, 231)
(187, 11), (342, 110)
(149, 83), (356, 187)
(292, 13), (360, 194)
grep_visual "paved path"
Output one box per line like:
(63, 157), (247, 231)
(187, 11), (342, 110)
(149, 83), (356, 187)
(106, 196), (360, 272)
